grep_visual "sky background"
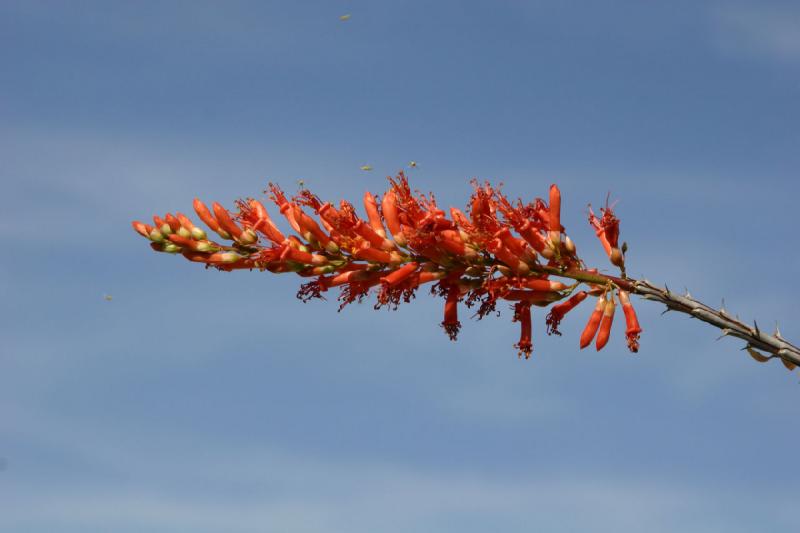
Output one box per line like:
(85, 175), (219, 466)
(2, 1), (800, 531)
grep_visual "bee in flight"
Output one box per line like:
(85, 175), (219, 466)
(360, 165), (373, 171)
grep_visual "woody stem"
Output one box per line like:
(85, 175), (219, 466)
(629, 279), (800, 368)
(500, 261), (800, 368)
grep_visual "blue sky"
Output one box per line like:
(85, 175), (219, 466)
(1, 1), (799, 531)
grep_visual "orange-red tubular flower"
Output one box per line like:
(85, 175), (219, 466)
(517, 221), (554, 259)
(494, 227), (528, 258)
(580, 296), (606, 349)
(248, 199), (286, 244)
(326, 269), (374, 288)
(134, 175), (647, 359)
(212, 202), (244, 240)
(437, 229), (478, 260)
(417, 271), (446, 284)
(546, 290), (588, 335)
(153, 215), (168, 233)
(380, 262), (419, 287)
(548, 184), (561, 246)
(295, 207), (337, 252)
(618, 290), (642, 352)
(588, 207), (619, 265)
(449, 207), (471, 229)
(193, 198), (230, 239)
(175, 212), (194, 230)
(514, 302), (533, 358)
(131, 221), (152, 238)
(363, 192), (386, 238)
(521, 278), (567, 291)
(470, 193), (490, 226)
(353, 243), (399, 264)
(441, 284), (461, 340)
(381, 190), (406, 246)
(503, 290), (560, 304)
(354, 220), (394, 251)
(167, 233), (198, 250)
(595, 297), (616, 351)
(280, 244), (327, 266)
(487, 239), (529, 275)
(164, 213), (182, 232)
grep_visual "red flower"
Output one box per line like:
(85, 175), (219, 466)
(133, 173), (642, 360)
(513, 302), (533, 358)
(618, 290), (642, 352)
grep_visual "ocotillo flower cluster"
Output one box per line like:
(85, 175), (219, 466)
(132, 173), (643, 358)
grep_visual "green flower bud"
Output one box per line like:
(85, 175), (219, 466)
(219, 251), (242, 263)
(148, 229), (165, 242)
(190, 226), (207, 240)
(239, 228), (258, 245)
(196, 241), (218, 253)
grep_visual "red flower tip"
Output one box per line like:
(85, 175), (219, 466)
(212, 202), (244, 240)
(380, 262), (419, 287)
(131, 221), (152, 238)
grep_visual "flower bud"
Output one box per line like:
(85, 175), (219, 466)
(177, 226), (192, 238)
(564, 235), (576, 254)
(195, 241), (218, 253)
(148, 228), (165, 242)
(218, 251), (243, 263)
(610, 247), (624, 267)
(239, 228), (258, 245)
(131, 221), (152, 238)
(190, 226), (207, 240)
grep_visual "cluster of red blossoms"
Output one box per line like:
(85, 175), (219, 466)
(132, 173), (642, 357)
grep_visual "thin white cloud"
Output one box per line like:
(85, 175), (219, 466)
(711, 4), (800, 61)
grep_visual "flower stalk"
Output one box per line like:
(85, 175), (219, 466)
(131, 173), (800, 373)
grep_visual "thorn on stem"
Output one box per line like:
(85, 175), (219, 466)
(716, 329), (731, 341)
